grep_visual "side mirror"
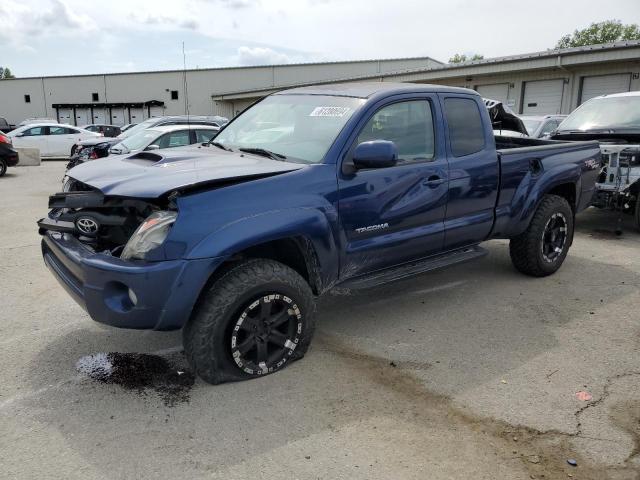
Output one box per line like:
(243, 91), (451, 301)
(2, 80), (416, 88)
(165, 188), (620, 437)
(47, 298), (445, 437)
(145, 144), (160, 151)
(352, 140), (398, 170)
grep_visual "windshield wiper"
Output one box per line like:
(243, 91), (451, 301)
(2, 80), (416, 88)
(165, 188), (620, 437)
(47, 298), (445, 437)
(239, 147), (287, 161)
(207, 141), (232, 151)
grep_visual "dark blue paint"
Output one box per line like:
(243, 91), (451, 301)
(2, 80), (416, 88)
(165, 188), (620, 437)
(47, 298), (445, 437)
(42, 83), (600, 331)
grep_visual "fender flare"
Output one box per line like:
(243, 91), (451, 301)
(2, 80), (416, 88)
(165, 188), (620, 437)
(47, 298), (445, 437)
(507, 163), (581, 237)
(186, 207), (340, 291)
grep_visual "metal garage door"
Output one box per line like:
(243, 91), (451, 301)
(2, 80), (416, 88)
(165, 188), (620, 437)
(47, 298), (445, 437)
(476, 83), (510, 105)
(522, 79), (564, 115)
(92, 108), (107, 124)
(110, 107), (126, 126)
(128, 107), (144, 124)
(580, 74), (631, 104)
(57, 108), (73, 124)
(75, 108), (90, 126)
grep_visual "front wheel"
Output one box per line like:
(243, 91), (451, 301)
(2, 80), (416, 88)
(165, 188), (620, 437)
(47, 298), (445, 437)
(183, 259), (316, 384)
(0, 158), (7, 177)
(509, 194), (574, 277)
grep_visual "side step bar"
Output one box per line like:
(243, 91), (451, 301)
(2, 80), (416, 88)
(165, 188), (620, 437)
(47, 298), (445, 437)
(340, 245), (488, 290)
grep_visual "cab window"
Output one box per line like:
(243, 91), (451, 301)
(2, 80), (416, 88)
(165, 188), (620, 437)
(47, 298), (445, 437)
(356, 100), (435, 164)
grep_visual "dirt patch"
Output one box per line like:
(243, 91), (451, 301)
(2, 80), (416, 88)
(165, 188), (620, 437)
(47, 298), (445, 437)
(317, 332), (640, 480)
(76, 352), (195, 407)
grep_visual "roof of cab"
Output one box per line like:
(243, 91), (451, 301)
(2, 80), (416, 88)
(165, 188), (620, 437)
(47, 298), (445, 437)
(275, 82), (477, 99)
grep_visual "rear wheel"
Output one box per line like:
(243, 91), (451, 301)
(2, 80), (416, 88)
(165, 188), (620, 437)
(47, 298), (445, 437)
(0, 158), (7, 177)
(183, 259), (316, 384)
(509, 194), (574, 277)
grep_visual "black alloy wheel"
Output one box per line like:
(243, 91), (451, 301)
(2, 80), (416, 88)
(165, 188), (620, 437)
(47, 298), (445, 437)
(541, 212), (568, 263)
(231, 294), (302, 375)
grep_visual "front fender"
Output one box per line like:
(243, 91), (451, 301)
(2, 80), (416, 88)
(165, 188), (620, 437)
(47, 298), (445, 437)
(186, 207), (340, 290)
(506, 163), (580, 237)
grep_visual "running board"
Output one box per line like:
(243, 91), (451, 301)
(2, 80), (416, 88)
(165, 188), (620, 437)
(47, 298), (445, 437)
(340, 246), (488, 290)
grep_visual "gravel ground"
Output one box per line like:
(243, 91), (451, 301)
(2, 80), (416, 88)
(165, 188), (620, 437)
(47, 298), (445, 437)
(1, 162), (639, 479)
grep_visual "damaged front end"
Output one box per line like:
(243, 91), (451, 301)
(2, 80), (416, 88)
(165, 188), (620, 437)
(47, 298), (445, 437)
(38, 178), (178, 260)
(592, 144), (640, 214)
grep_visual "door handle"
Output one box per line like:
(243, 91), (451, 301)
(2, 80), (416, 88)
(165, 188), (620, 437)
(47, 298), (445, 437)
(423, 175), (445, 186)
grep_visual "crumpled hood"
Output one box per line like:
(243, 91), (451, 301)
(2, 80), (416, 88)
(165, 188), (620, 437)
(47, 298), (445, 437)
(67, 148), (306, 198)
(483, 98), (528, 136)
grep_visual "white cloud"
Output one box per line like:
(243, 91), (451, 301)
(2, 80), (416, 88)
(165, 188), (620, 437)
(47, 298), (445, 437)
(235, 46), (292, 66)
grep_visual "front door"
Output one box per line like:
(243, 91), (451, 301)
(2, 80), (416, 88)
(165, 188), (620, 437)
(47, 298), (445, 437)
(337, 96), (448, 278)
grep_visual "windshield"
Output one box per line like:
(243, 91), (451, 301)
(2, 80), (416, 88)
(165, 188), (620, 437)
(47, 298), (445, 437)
(522, 119), (542, 135)
(214, 94), (365, 163)
(117, 118), (159, 139)
(559, 96), (640, 131)
(114, 129), (161, 152)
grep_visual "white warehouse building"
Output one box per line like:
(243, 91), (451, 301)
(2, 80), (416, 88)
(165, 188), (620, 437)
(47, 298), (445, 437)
(0, 40), (639, 126)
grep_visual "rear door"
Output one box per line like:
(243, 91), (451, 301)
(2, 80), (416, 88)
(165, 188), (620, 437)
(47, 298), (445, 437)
(337, 94), (449, 278)
(440, 94), (499, 250)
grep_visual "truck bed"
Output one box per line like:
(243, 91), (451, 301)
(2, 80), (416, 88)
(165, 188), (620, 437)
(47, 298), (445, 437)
(490, 136), (601, 238)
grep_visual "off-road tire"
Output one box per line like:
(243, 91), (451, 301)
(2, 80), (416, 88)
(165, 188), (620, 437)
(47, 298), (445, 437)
(183, 258), (316, 385)
(0, 159), (6, 177)
(509, 194), (574, 277)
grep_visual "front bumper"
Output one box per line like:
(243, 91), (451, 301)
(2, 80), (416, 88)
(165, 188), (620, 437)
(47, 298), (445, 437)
(41, 232), (223, 330)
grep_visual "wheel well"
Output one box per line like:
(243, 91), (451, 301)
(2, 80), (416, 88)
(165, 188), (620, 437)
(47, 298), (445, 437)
(224, 237), (322, 294)
(548, 183), (576, 212)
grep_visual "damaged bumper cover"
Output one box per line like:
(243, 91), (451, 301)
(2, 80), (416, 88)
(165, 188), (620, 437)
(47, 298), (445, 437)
(41, 231), (223, 330)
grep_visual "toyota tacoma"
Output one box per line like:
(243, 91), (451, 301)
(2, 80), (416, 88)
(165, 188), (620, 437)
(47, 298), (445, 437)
(38, 83), (600, 384)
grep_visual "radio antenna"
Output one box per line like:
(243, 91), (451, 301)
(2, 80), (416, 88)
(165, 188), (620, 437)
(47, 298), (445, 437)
(182, 41), (190, 118)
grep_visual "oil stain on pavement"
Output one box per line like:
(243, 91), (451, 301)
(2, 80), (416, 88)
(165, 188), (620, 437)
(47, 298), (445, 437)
(76, 352), (195, 406)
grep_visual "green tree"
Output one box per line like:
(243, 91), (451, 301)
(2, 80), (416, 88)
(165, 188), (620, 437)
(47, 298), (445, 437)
(448, 53), (484, 64)
(556, 20), (640, 48)
(0, 67), (15, 79)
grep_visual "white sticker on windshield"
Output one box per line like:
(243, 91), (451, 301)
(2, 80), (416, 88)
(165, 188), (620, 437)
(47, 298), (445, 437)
(309, 106), (351, 117)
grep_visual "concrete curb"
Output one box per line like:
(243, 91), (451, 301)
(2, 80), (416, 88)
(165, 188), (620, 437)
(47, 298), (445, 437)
(15, 147), (41, 166)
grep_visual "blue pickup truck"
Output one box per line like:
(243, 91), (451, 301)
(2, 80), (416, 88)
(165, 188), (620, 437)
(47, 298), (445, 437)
(38, 83), (600, 384)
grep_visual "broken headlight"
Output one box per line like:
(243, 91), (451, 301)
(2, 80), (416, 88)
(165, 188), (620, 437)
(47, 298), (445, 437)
(120, 211), (177, 261)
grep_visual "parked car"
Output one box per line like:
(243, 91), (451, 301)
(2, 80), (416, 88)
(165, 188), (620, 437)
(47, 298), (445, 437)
(0, 131), (18, 176)
(0, 117), (15, 133)
(8, 124), (100, 158)
(68, 115), (227, 168)
(550, 91), (640, 230)
(520, 115), (567, 138)
(108, 125), (219, 155)
(81, 124), (122, 138)
(38, 83), (599, 384)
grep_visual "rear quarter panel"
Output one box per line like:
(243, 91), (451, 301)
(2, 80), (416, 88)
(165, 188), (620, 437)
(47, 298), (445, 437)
(491, 141), (600, 238)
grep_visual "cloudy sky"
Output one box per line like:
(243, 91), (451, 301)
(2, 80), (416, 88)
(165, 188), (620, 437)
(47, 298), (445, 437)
(1, 0), (639, 77)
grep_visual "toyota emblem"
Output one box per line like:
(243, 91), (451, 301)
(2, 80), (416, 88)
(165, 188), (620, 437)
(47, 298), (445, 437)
(76, 217), (99, 235)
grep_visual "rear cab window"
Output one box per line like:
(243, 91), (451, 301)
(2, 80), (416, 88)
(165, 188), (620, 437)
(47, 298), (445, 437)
(444, 97), (486, 157)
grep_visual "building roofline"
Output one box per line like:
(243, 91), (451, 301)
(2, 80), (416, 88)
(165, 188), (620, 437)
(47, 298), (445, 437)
(2, 55), (443, 81)
(210, 40), (640, 99)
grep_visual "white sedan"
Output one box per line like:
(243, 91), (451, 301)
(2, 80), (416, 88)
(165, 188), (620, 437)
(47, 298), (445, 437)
(108, 125), (219, 155)
(9, 123), (100, 158)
